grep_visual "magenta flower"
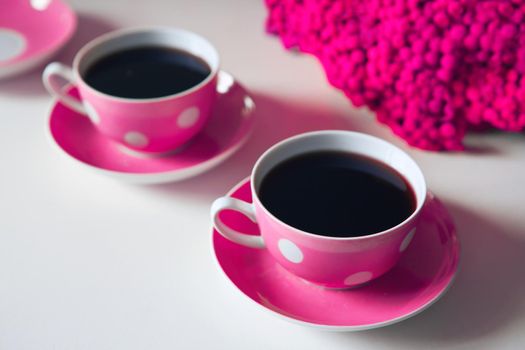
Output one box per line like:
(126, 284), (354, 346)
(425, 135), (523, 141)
(265, 0), (525, 151)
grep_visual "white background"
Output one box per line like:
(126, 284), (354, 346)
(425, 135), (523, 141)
(1, 0), (525, 349)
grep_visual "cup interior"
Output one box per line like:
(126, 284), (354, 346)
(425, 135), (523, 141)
(75, 27), (219, 98)
(252, 131), (427, 234)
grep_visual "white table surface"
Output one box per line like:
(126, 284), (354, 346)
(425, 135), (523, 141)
(1, 0), (525, 349)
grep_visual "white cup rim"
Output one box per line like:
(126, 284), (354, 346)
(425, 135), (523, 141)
(250, 130), (428, 241)
(72, 26), (220, 103)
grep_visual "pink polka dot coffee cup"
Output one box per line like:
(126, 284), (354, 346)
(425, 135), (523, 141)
(43, 27), (221, 153)
(211, 131), (427, 289)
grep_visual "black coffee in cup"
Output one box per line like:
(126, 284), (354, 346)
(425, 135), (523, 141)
(84, 46), (211, 99)
(258, 151), (416, 237)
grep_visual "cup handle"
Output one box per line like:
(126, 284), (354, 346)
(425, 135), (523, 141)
(211, 196), (265, 249)
(42, 62), (87, 115)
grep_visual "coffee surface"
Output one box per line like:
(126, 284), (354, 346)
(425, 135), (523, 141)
(84, 46), (211, 99)
(258, 151), (416, 237)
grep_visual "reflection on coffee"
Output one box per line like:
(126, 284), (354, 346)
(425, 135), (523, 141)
(84, 46), (211, 99)
(258, 151), (416, 237)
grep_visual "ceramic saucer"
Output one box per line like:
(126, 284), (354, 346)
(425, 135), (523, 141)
(48, 74), (255, 184)
(212, 178), (460, 331)
(0, 0), (77, 79)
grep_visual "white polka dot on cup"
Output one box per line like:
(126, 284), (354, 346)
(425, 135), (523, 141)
(31, 0), (51, 11)
(400, 228), (417, 252)
(124, 131), (148, 148)
(217, 71), (234, 93)
(278, 239), (303, 263)
(344, 271), (373, 286)
(0, 30), (26, 61)
(242, 95), (255, 117)
(177, 107), (200, 128)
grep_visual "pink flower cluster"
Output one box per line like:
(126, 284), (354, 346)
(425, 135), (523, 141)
(265, 0), (525, 150)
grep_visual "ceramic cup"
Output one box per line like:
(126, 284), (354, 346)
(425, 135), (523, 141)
(43, 27), (221, 154)
(211, 131), (427, 289)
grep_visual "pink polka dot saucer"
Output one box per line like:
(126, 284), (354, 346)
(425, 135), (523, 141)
(0, 0), (77, 79)
(48, 76), (255, 184)
(212, 178), (460, 331)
